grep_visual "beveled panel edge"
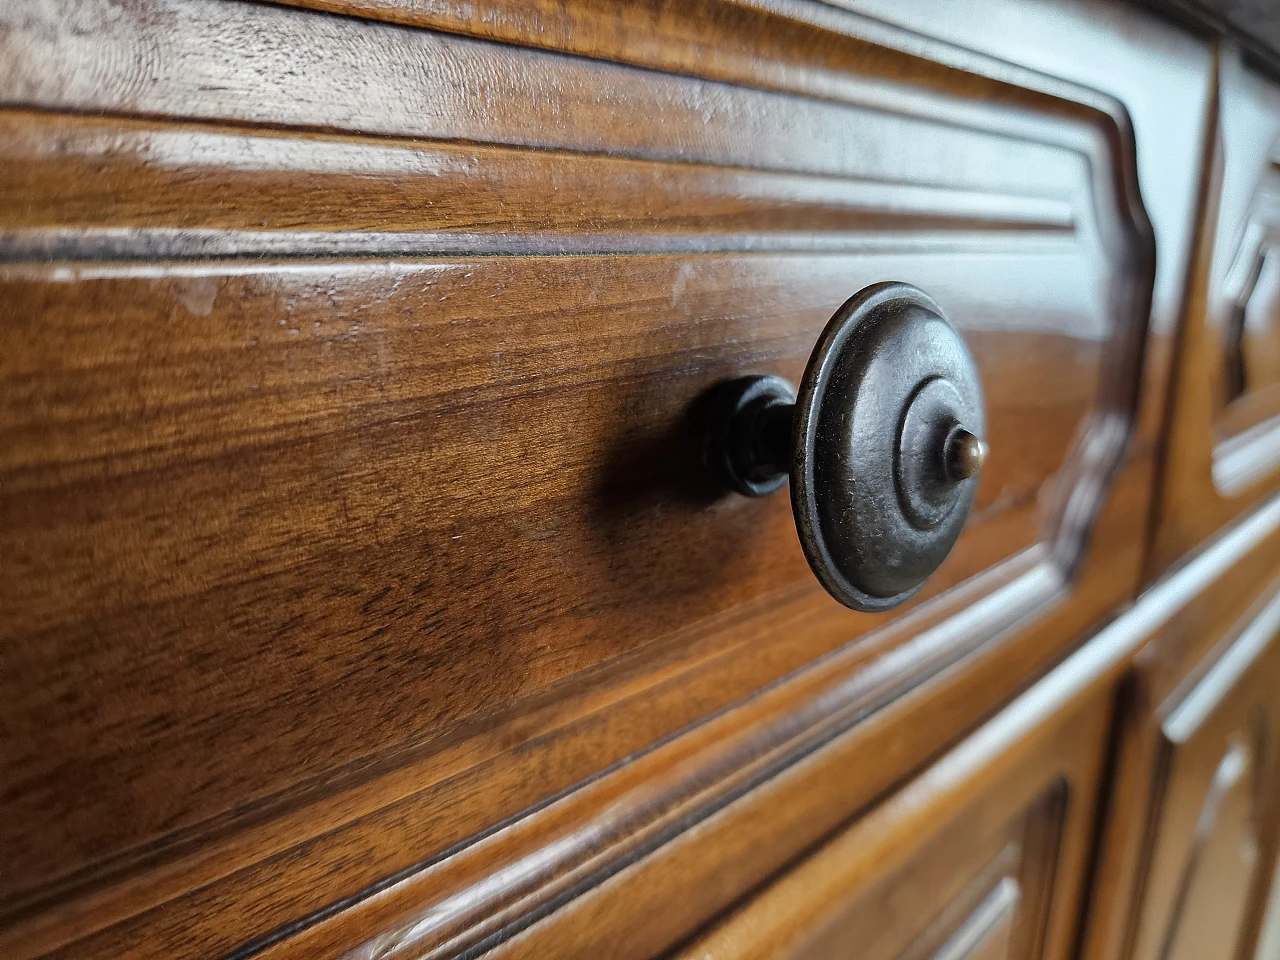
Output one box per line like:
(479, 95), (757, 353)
(0, 0), (1088, 192)
(0, 227), (1079, 263)
(0, 110), (1079, 263)
(1214, 414), (1280, 494)
(933, 876), (1022, 960)
(1162, 582), (1280, 742)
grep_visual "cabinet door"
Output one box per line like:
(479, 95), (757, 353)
(786, 787), (1070, 960)
(1127, 591), (1280, 960)
(666, 642), (1116, 960)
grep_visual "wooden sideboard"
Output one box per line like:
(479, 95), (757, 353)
(3, 1), (1280, 959)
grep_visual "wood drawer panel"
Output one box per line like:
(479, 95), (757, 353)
(0, 235), (1096, 911)
(665, 602), (1114, 960)
(465, 495), (1280, 960)
(1215, 55), (1280, 483)
(737, 791), (1064, 960)
(0, 1), (1179, 957)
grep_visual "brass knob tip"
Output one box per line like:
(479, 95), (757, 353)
(945, 427), (987, 481)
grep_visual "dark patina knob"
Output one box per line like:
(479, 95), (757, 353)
(707, 282), (985, 611)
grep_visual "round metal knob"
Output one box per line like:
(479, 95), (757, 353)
(707, 282), (985, 611)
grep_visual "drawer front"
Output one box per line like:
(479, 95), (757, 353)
(732, 772), (1079, 960)
(0, 1), (1179, 958)
(1218, 66), (1280, 437)
(667, 621), (1116, 960)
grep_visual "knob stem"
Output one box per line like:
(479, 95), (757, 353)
(754, 401), (794, 478)
(707, 375), (797, 498)
(702, 278), (986, 611)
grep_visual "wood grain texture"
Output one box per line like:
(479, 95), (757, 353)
(0, 110), (1078, 260)
(0, 255), (1099, 908)
(666, 636), (1115, 960)
(1080, 573), (1280, 960)
(0, 1), (1210, 958)
(1148, 45), (1280, 573)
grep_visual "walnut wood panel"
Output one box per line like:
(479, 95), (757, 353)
(1133, 598), (1280, 960)
(265, 0), (1212, 437)
(1149, 47), (1280, 574)
(1216, 60), (1280, 443)
(1079, 561), (1280, 960)
(665, 657), (1112, 960)
(0, 251), (1097, 887)
(0, 2), (1202, 959)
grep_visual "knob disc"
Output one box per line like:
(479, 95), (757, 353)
(791, 282), (984, 610)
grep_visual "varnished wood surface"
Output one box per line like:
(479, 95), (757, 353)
(666, 620), (1116, 960)
(1148, 45), (1280, 573)
(670, 494), (1280, 960)
(1138, 596), (1280, 960)
(1080, 567), (1280, 960)
(0, 251), (1099, 911)
(0, 1), (1180, 957)
(4, 2), (1269, 960)
(0, 112), (1078, 260)
(814, 1), (1236, 591)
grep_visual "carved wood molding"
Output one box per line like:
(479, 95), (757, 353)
(0, 1), (1162, 958)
